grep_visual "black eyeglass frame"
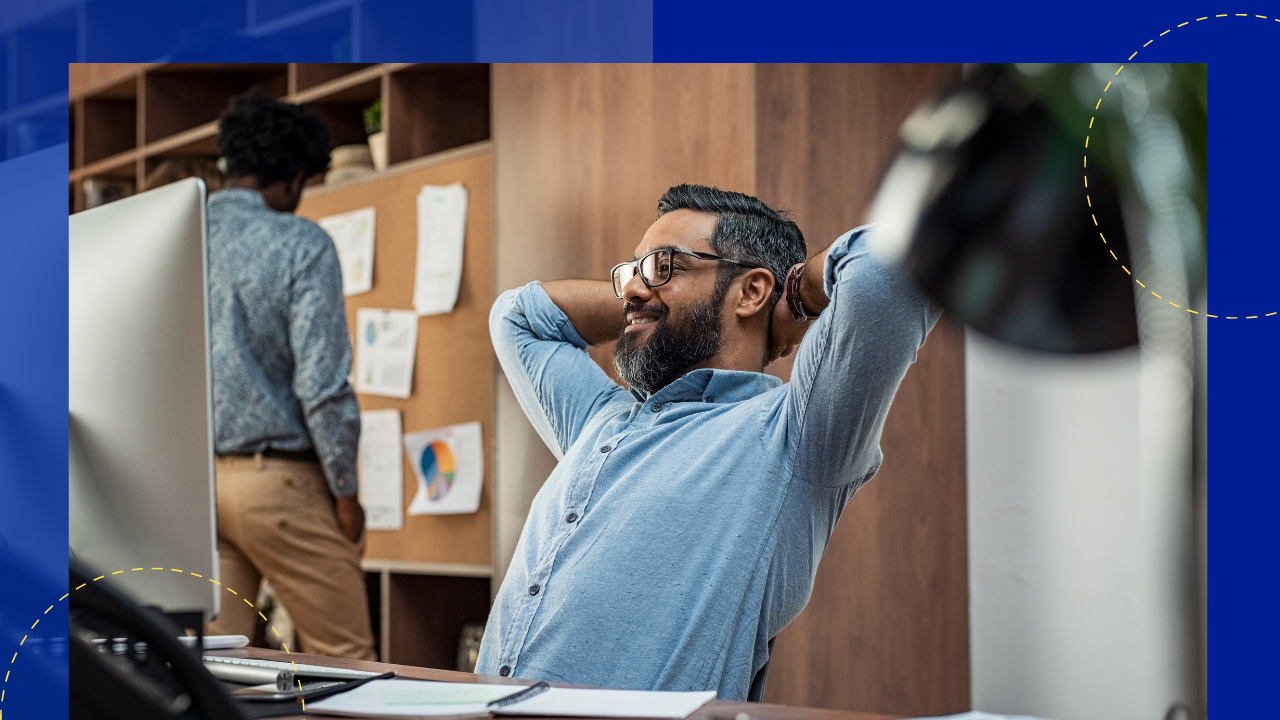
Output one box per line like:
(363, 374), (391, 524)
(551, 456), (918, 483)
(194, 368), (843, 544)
(610, 248), (782, 299)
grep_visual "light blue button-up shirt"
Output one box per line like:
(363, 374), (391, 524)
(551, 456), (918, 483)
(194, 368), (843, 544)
(477, 226), (940, 699)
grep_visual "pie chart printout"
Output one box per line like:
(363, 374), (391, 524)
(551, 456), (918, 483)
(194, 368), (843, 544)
(403, 421), (483, 515)
(420, 440), (456, 501)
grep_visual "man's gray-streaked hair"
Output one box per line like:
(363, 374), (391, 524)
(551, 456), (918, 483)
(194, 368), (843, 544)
(656, 184), (807, 303)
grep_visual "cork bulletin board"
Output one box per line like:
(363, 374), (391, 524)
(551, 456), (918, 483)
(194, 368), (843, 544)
(296, 142), (493, 567)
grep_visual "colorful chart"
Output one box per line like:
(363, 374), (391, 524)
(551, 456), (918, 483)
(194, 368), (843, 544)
(419, 440), (456, 501)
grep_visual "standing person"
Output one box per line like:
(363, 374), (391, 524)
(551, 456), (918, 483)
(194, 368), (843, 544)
(203, 89), (375, 660)
(477, 184), (940, 698)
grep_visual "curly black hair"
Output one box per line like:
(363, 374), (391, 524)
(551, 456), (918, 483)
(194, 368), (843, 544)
(216, 88), (331, 186)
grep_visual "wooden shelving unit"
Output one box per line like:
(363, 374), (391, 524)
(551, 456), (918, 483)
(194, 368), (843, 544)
(68, 63), (490, 213)
(68, 63), (495, 670)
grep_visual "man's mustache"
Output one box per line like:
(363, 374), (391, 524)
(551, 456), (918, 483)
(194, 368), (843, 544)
(622, 302), (668, 322)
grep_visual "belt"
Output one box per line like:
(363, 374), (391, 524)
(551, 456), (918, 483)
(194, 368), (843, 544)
(221, 448), (320, 464)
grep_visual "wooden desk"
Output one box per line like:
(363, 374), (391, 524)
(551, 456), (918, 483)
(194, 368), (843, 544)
(208, 648), (903, 720)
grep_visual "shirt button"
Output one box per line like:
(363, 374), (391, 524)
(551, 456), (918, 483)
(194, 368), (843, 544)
(600, 445), (611, 453)
(499, 666), (511, 676)
(706, 396), (715, 403)
(651, 403), (662, 412)
(529, 584), (540, 596)
(565, 512), (578, 523)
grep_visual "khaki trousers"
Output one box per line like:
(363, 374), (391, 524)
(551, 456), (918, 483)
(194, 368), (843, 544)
(206, 454), (375, 660)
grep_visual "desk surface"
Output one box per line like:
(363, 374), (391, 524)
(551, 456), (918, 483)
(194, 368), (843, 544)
(209, 647), (903, 720)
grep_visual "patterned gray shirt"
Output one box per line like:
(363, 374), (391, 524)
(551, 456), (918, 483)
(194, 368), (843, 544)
(207, 188), (359, 496)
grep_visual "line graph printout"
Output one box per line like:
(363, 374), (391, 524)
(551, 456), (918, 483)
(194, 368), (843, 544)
(318, 206), (376, 296)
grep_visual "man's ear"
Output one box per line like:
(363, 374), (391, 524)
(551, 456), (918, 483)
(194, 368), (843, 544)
(733, 268), (776, 318)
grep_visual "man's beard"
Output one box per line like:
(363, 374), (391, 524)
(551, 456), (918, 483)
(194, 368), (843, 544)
(613, 291), (724, 397)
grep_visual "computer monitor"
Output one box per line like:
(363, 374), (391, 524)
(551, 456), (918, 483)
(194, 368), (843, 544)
(69, 177), (219, 620)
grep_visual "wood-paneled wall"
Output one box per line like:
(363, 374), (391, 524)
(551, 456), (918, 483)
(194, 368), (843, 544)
(492, 64), (966, 716)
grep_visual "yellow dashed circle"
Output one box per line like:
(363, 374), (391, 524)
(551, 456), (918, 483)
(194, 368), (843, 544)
(3, 568), (311, 717)
(1088, 13), (1276, 319)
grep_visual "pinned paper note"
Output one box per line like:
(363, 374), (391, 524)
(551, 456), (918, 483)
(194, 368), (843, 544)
(413, 183), (468, 316)
(318, 206), (376, 296)
(404, 421), (482, 515)
(358, 409), (403, 531)
(355, 308), (418, 399)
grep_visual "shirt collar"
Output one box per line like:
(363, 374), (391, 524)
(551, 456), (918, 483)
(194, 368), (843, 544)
(208, 187), (267, 209)
(631, 367), (782, 404)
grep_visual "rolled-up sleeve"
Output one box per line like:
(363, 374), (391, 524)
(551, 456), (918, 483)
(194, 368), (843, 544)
(490, 282), (628, 460)
(785, 226), (942, 488)
(289, 239), (361, 496)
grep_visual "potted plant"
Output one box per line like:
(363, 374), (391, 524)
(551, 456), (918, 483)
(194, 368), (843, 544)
(364, 98), (387, 171)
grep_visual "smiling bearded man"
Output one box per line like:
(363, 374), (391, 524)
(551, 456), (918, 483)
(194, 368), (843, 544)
(476, 184), (941, 700)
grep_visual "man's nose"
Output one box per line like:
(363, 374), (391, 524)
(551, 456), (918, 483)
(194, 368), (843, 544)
(623, 271), (652, 302)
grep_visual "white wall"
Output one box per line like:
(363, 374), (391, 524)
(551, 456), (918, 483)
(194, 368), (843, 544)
(966, 329), (1194, 720)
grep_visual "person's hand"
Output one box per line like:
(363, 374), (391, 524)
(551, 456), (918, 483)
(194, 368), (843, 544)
(768, 263), (816, 363)
(334, 495), (366, 543)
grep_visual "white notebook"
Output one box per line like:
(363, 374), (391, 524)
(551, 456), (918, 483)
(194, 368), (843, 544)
(305, 679), (716, 719)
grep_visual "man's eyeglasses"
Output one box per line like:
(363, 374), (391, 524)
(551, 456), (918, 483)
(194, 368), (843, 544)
(610, 248), (780, 299)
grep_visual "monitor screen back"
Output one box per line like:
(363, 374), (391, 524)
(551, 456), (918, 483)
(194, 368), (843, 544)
(69, 178), (219, 618)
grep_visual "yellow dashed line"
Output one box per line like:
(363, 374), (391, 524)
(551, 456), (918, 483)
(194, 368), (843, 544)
(1227, 316), (1239, 319)
(1104, 80), (1112, 92)
(132, 568), (143, 571)
(1129, 51), (1139, 59)
(1136, 280), (1146, 288)
(1084, 176), (1088, 187)
(1247, 315), (1258, 319)
(75, 583), (86, 590)
(44, 606), (53, 615)
(151, 567), (162, 570)
(1216, 13), (1227, 17)
(171, 568), (182, 573)
(1085, 135), (1090, 147)
(1152, 292), (1163, 299)
(1170, 302), (1181, 308)
(1160, 28), (1171, 35)
(1092, 214), (1098, 225)
(1207, 314), (1219, 318)
(1197, 16), (1208, 20)
(1236, 13), (1247, 16)
(244, 598), (255, 607)
(59, 593), (69, 601)
(17, 639), (23, 648)
(1109, 250), (1118, 260)
(1144, 38), (1154, 45)
(28, 620), (37, 630)
(1095, 98), (1102, 110)
(274, 627), (281, 637)
(111, 570), (123, 575)
(1100, 233), (1107, 244)
(1188, 309), (1199, 315)
(1122, 266), (1131, 275)
(190, 573), (202, 578)
(1083, 155), (1088, 167)
(1268, 312), (1278, 317)
(227, 587), (237, 595)
(210, 579), (221, 585)
(1178, 21), (1189, 26)
(1256, 15), (1267, 19)
(1086, 195), (1092, 207)
(93, 576), (104, 581)
(1115, 65), (1124, 75)
(259, 612), (269, 622)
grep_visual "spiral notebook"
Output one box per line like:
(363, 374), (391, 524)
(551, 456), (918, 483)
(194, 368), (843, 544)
(304, 678), (716, 719)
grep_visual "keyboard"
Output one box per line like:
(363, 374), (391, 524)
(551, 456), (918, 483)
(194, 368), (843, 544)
(202, 654), (381, 679)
